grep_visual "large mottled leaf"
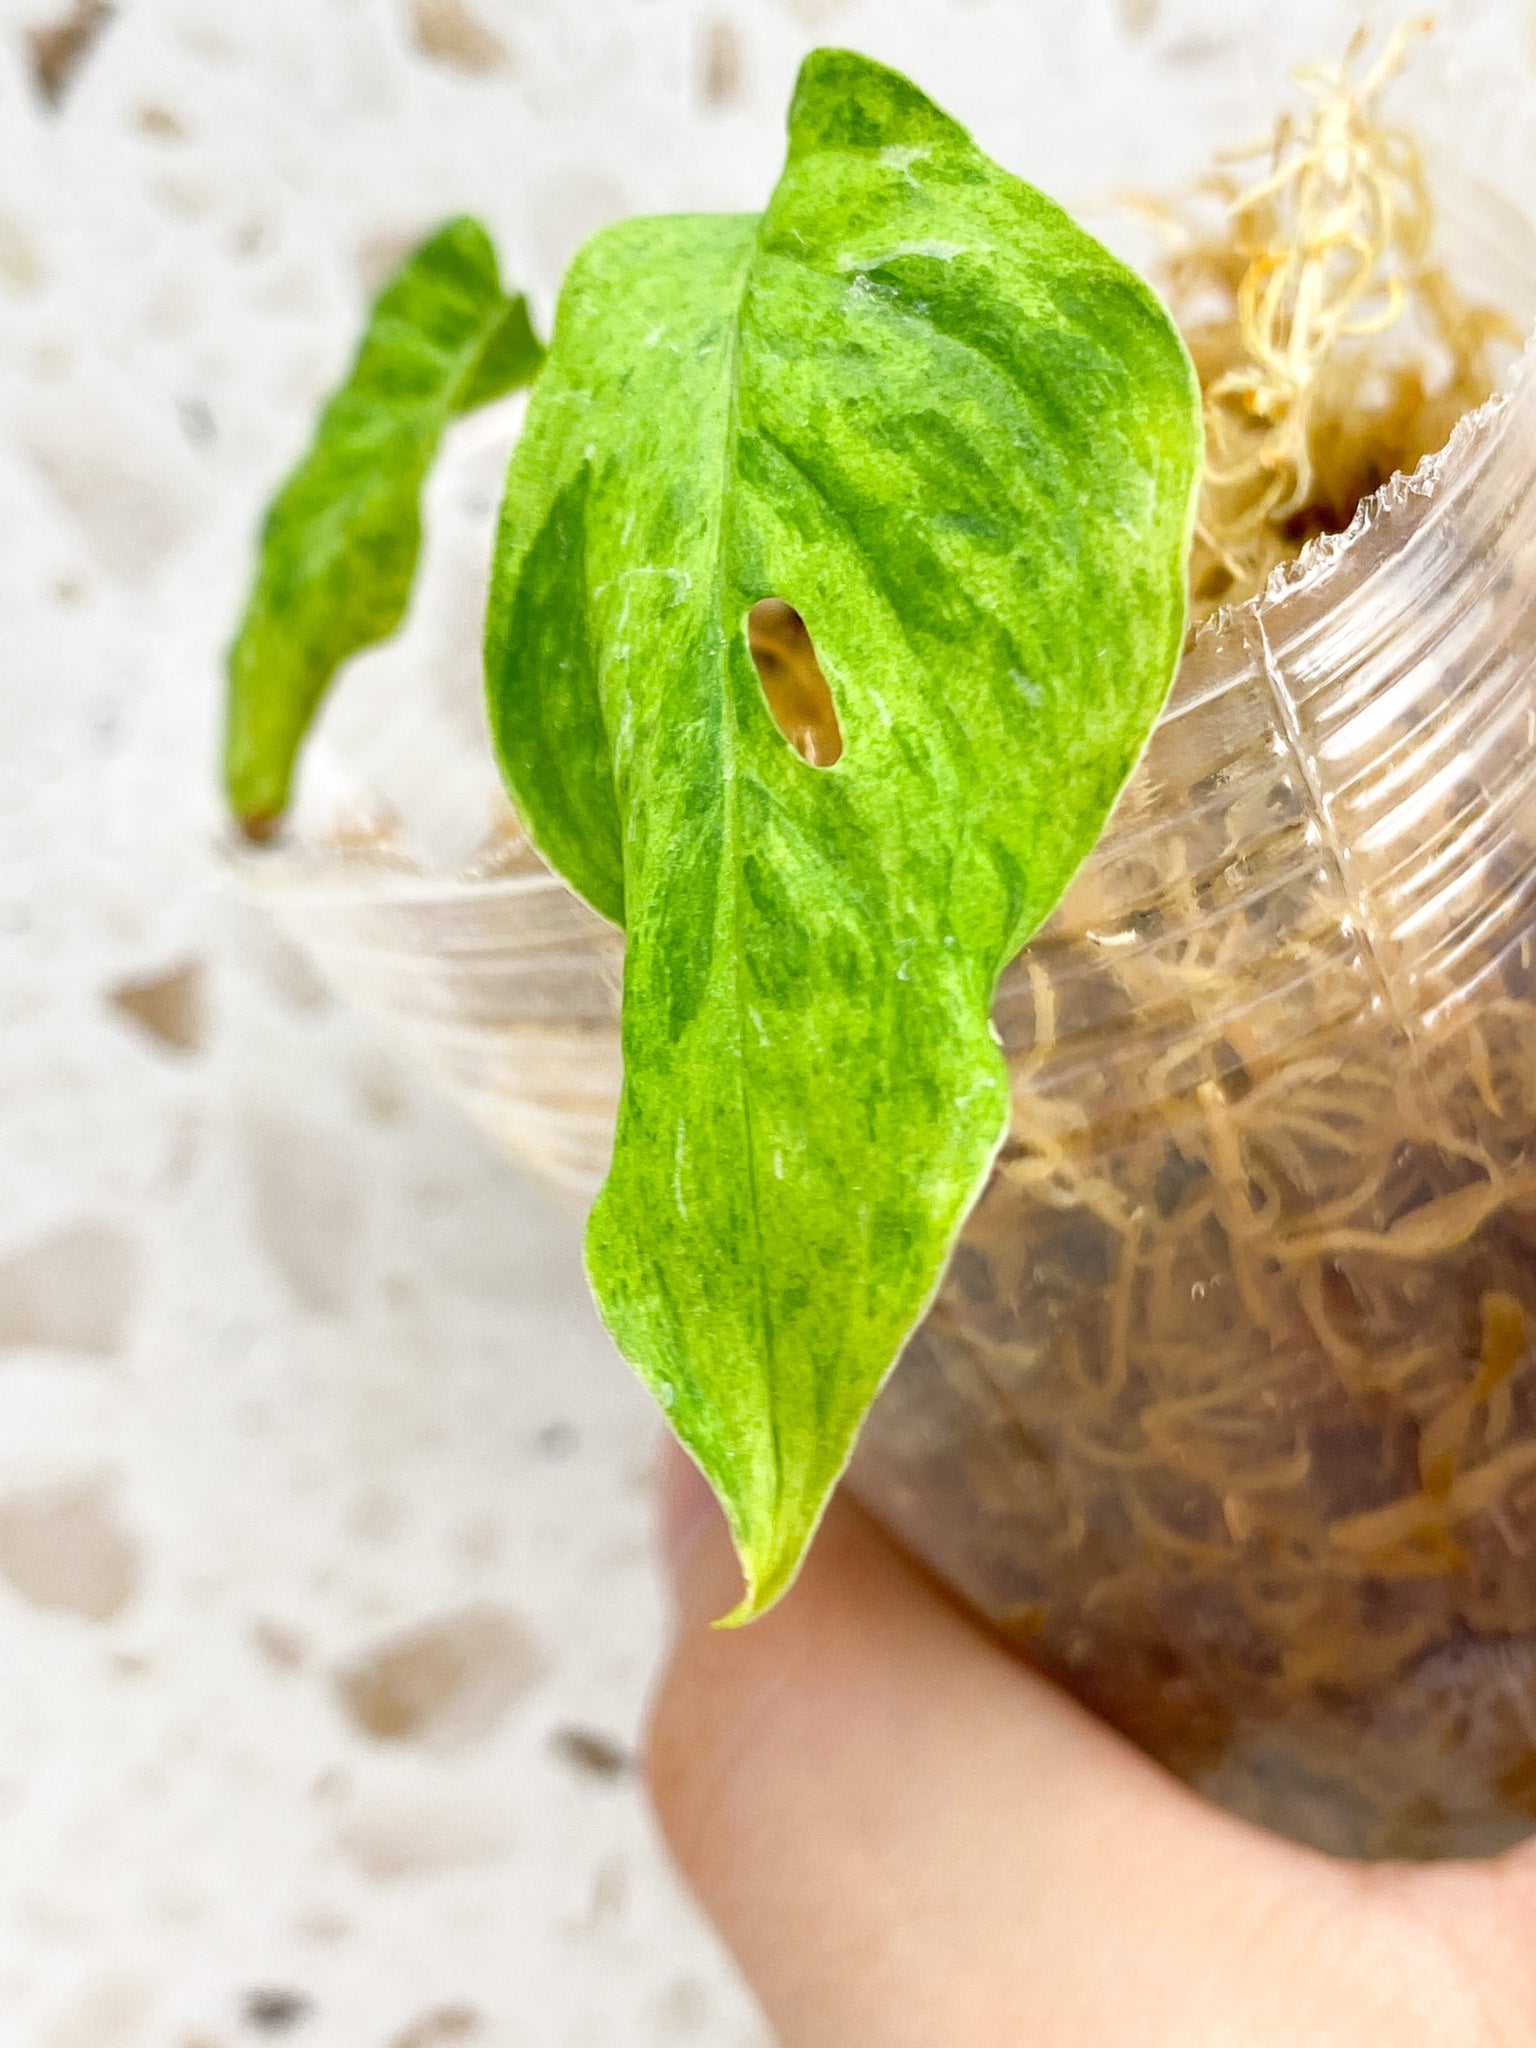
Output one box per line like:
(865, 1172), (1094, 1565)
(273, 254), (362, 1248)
(485, 48), (1202, 1618)
(225, 216), (543, 835)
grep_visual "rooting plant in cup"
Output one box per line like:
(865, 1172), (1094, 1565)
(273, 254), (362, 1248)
(225, 30), (1536, 1855)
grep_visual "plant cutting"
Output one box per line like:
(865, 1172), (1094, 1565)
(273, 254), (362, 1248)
(227, 47), (1204, 1619)
(228, 28), (1536, 1856)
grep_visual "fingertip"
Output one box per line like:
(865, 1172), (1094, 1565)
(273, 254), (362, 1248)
(643, 1490), (987, 1965)
(642, 1485), (1321, 2048)
(654, 1433), (746, 1625)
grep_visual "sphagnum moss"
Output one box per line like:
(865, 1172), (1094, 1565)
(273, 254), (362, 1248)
(1139, 18), (1516, 628)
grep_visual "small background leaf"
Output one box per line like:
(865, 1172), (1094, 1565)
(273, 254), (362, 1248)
(225, 215), (542, 835)
(486, 49), (1202, 1616)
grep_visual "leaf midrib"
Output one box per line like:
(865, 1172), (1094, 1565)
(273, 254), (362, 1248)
(712, 215), (784, 1547)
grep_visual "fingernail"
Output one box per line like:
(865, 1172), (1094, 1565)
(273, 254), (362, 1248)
(656, 1434), (723, 1594)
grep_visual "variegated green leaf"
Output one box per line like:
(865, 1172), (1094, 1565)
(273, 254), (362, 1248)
(486, 49), (1201, 1617)
(226, 215), (542, 834)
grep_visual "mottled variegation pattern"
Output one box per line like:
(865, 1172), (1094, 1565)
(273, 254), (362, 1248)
(224, 216), (542, 832)
(485, 49), (1202, 1614)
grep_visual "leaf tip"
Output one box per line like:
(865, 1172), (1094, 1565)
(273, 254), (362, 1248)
(787, 45), (967, 158)
(652, 1417), (824, 1629)
(223, 713), (290, 842)
(707, 1487), (829, 1629)
(710, 1559), (795, 1631)
(235, 808), (283, 846)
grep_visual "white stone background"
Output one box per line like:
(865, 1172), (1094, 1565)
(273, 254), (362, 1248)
(3, 0), (1535, 2043)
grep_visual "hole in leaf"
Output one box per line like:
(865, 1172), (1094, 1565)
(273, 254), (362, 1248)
(747, 599), (843, 766)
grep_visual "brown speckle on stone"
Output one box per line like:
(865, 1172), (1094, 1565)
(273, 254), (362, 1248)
(251, 1617), (307, 1672)
(351, 1049), (409, 1126)
(135, 102), (188, 138)
(27, 0), (113, 106)
(336, 1601), (546, 1748)
(652, 1975), (712, 2036)
(106, 957), (207, 1054)
(0, 1473), (142, 1623)
(292, 1904), (352, 1945)
(700, 18), (743, 106)
(0, 212), (45, 293)
(242, 1988), (313, 2034)
(391, 2007), (482, 2048)
(533, 1419), (580, 1460)
(0, 1218), (139, 1356)
(552, 1725), (631, 1781)
(581, 1851), (629, 1928)
(410, 0), (512, 74)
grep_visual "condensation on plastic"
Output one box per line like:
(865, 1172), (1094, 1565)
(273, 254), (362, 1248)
(236, 142), (1536, 1852)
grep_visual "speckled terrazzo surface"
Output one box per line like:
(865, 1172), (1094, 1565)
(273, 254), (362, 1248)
(3, 1), (1534, 2042)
